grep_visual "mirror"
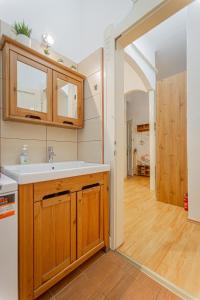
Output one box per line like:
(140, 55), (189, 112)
(17, 61), (47, 113)
(57, 78), (78, 119)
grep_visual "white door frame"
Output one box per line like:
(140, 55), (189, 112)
(104, 0), (194, 250)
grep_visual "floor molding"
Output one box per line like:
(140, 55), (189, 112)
(117, 251), (199, 300)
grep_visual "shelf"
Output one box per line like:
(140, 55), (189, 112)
(137, 124), (149, 132)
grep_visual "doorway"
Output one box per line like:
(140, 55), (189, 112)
(126, 91), (150, 179)
(104, 0), (200, 298)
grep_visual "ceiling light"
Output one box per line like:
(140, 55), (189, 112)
(42, 33), (54, 55)
(42, 33), (54, 47)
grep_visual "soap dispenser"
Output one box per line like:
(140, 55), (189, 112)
(20, 145), (29, 164)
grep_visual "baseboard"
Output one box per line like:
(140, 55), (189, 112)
(117, 251), (199, 300)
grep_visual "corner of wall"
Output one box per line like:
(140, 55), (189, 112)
(77, 48), (104, 163)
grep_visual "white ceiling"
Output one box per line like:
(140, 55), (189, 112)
(0, 0), (132, 62)
(134, 7), (187, 80)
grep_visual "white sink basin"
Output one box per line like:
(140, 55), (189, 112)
(2, 161), (110, 184)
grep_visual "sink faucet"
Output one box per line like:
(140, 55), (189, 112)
(47, 146), (56, 163)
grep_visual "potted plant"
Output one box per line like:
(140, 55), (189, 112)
(13, 21), (32, 47)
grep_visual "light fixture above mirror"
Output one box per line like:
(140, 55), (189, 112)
(42, 33), (54, 55)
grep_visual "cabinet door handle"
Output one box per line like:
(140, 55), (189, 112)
(63, 121), (74, 125)
(25, 114), (41, 120)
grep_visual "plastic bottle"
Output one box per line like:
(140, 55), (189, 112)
(20, 145), (29, 164)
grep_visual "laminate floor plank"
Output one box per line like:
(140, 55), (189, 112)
(118, 176), (200, 298)
(38, 251), (180, 300)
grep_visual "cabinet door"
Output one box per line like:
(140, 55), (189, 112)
(9, 50), (52, 121)
(34, 193), (76, 289)
(53, 71), (83, 127)
(77, 186), (104, 258)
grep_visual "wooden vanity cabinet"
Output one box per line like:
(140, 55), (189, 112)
(19, 172), (109, 300)
(1, 35), (85, 129)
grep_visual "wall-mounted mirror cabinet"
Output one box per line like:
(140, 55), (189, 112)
(53, 71), (83, 127)
(1, 35), (85, 128)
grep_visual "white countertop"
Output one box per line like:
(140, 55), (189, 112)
(2, 161), (110, 184)
(0, 173), (18, 193)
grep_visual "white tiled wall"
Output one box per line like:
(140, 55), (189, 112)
(0, 20), (78, 166)
(78, 48), (103, 163)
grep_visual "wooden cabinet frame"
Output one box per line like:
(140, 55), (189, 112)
(34, 193), (77, 289)
(53, 71), (83, 127)
(9, 51), (52, 121)
(1, 35), (85, 129)
(77, 185), (104, 258)
(19, 172), (109, 300)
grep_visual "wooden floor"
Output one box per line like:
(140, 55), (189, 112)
(118, 176), (200, 298)
(38, 250), (181, 300)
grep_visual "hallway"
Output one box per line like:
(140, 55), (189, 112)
(118, 176), (200, 298)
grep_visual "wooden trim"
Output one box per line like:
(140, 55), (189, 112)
(3, 114), (83, 129)
(100, 185), (104, 241)
(2, 43), (10, 119)
(117, 0), (194, 48)
(77, 191), (83, 258)
(33, 242), (105, 299)
(71, 193), (77, 263)
(19, 184), (34, 300)
(103, 172), (110, 250)
(34, 201), (42, 289)
(0, 35), (86, 80)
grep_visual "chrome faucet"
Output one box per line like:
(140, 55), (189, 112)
(47, 146), (56, 163)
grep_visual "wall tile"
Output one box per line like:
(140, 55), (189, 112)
(78, 48), (102, 77)
(84, 72), (102, 99)
(78, 141), (102, 163)
(1, 138), (46, 165)
(1, 116), (47, 140)
(47, 126), (77, 142)
(84, 94), (102, 120)
(78, 118), (102, 142)
(47, 141), (77, 162)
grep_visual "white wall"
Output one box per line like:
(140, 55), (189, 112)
(0, 0), (82, 62)
(124, 61), (147, 94)
(79, 0), (132, 60)
(187, 1), (200, 222)
(126, 91), (149, 123)
(0, 0), (132, 62)
(125, 44), (156, 89)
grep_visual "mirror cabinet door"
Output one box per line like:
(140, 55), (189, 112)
(57, 78), (78, 119)
(10, 51), (52, 121)
(53, 72), (82, 126)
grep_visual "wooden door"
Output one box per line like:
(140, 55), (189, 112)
(156, 72), (187, 207)
(53, 71), (83, 127)
(34, 193), (76, 289)
(9, 50), (52, 121)
(77, 185), (104, 258)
